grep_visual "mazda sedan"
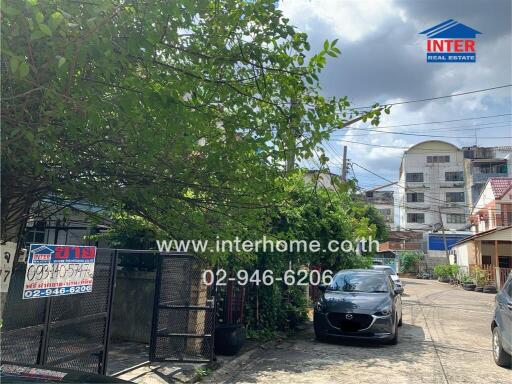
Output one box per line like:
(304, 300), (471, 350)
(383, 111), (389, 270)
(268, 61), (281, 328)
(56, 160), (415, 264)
(314, 269), (403, 345)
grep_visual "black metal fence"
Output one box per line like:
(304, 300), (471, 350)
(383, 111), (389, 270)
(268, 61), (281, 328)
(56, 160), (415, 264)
(150, 253), (216, 362)
(1, 249), (117, 375)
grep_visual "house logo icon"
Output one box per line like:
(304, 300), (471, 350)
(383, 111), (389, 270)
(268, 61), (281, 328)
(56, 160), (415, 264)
(30, 245), (55, 263)
(419, 19), (481, 63)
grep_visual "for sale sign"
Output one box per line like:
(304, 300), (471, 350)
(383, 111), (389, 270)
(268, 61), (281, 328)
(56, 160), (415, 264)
(23, 244), (96, 299)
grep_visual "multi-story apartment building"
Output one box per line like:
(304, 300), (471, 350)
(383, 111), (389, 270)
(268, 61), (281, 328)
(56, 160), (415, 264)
(398, 140), (468, 231)
(462, 146), (512, 205)
(363, 188), (395, 228)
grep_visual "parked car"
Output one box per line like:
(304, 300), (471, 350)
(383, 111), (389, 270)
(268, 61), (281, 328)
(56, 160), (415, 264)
(372, 265), (403, 289)
(314, 269), (403, 345)
(491, 274), (512, 368)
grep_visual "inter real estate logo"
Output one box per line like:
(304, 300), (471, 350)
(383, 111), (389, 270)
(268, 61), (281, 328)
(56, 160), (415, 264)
(419, 19), (481, 63)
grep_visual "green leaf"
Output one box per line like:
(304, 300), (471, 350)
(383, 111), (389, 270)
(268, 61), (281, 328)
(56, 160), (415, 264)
(9, 57), (19, 73)
(331, 38), (339, 47)
(39, 23), (52, 36)
(323, 40), (329, 50)
(49, 12), (64, 29)
(30, 30), (46, 40)
(57, 56), (66, 68)
(2, 6), (21, 16)
(35, 11), (44, 24)
(18, 62), (29, 78)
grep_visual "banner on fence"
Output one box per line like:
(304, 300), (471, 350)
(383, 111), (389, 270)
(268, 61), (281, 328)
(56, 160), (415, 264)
(22, 244), (96, 299)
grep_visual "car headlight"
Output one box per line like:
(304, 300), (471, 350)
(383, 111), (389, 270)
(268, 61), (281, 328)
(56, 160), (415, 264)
(314, 301), (327, 312)
(374, 306), (392, 317)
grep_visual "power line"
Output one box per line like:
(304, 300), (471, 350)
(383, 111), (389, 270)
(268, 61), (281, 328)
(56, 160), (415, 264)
(331, 121), (512, 135)
(350, 84), (512, 110)
(331, 139), (409, 149)
(351, 162), (503, 212)
(337, 113), (512, 129)
(336, 125), (512, 139)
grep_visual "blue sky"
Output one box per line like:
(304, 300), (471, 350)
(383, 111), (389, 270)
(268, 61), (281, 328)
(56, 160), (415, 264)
(279, 0), (512, 189)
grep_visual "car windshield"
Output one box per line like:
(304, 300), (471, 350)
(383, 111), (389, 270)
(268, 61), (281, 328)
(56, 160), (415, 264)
(373, 266), (395, 275)
(328, 272), (389, 293)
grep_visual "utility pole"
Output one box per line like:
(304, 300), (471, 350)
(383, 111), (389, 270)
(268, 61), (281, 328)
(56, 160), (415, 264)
(286, 96), (299, 173)
(438, 206), (450, 262)
(341, 145), (348, 181)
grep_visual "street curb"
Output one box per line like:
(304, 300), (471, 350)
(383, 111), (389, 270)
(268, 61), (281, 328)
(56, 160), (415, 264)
(201, 340), (276, 383)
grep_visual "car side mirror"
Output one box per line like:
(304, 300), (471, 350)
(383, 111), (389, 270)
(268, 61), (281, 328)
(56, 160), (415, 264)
(394, 287), (404, 295)
(318, 283), (327, 292)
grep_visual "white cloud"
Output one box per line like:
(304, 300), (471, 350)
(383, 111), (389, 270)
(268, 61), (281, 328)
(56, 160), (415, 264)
(280, 0), (404, 42)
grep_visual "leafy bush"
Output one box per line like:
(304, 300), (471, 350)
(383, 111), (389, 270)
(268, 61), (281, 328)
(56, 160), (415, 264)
(434, 264), (460, 278)
(459, 273), (473, 284)
(471, 267), (487, 287)
(399, 251), (423, 273)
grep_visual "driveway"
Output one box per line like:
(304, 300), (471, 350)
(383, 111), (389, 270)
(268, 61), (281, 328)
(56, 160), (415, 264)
(207, 278), (511, 384)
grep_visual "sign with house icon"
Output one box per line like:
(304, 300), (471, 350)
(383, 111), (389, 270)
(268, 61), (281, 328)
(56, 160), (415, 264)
(420, 19), (482, 62)
(23, 244), (97, 299)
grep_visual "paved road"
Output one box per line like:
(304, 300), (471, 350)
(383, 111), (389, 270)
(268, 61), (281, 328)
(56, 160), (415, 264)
(207, 278), (511, 384)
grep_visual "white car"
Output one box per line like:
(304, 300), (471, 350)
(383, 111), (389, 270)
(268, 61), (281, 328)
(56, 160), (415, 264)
(372, 265), (403, 289)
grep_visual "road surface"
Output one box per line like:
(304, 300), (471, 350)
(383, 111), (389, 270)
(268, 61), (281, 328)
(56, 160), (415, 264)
(207, 278), (511, 384)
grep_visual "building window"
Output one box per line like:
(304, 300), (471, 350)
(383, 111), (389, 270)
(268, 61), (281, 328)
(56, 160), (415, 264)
(427, 155), (450, 163)
(498, 256), (511, 268)
(365, 191), (374, 198)
(445, 171), (464, 181)
(407, 213), (425, 223)
(446, 214), (466, 224)
(406, 192), (424, 202)
(24, 220), (46, 244)
(406, 173), (424, 182)
(482, 255), (492, 265)
(446, 192), (465, 203)
(379, 208), (391, 216)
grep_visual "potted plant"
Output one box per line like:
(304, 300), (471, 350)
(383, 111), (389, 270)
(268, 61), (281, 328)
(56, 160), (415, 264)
(460, 273), (476, 291)
(434, 264), (450, 283)
(214, 323), (246, 355)
(448, 264), (460, 284)
(483, 284), (497, 294)
(472, 267), (486, 292)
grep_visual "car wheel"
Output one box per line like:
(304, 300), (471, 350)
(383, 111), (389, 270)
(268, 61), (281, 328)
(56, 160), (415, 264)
(492, 327), (511, 368)
(314, 322), (328, 342)
(386, 315), (399, 345)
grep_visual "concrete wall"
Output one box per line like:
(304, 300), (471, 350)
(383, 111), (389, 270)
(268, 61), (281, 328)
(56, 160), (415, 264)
(111, 270), (156, 343)
(452, 242), (476, 268)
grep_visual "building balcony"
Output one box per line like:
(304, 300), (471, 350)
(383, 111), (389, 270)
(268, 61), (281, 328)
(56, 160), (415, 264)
(473, 172), (508, 183)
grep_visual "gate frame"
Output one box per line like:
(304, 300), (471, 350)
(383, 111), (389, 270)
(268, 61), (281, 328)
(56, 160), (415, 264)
(149, 252), (217, 363)
(1, 248), (117, 375)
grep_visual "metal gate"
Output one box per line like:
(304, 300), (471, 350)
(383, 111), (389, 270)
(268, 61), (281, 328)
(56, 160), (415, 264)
(1, 248), (116, 374)
(150, 253), (216, 362)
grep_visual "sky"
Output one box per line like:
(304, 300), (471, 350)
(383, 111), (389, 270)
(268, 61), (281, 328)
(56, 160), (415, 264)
(279, 0), (512, 190)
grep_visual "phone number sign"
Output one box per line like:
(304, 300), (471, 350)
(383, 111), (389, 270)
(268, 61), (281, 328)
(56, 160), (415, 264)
(23, 244), (96, 299)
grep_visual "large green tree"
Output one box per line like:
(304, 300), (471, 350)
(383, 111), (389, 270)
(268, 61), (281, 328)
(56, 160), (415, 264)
(1, 0), (384, 249)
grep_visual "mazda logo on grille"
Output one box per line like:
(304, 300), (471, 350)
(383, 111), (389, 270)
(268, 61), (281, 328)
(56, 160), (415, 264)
(345, 314), (353, 320)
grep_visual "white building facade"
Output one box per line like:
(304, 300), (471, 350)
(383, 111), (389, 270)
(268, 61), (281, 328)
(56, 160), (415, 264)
(398, 141), (468, 231)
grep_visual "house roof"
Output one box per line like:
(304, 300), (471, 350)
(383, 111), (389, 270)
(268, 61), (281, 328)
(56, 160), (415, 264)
(419, 19), (482, 39)
(452, 225), (512, 247)
(31, 245), (55, 254)
(488, 177), (512, 199)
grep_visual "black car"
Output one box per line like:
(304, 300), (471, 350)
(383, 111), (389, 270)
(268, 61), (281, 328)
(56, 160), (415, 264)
(491, 274), (512, 368)
(314, 269), (403, 345)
